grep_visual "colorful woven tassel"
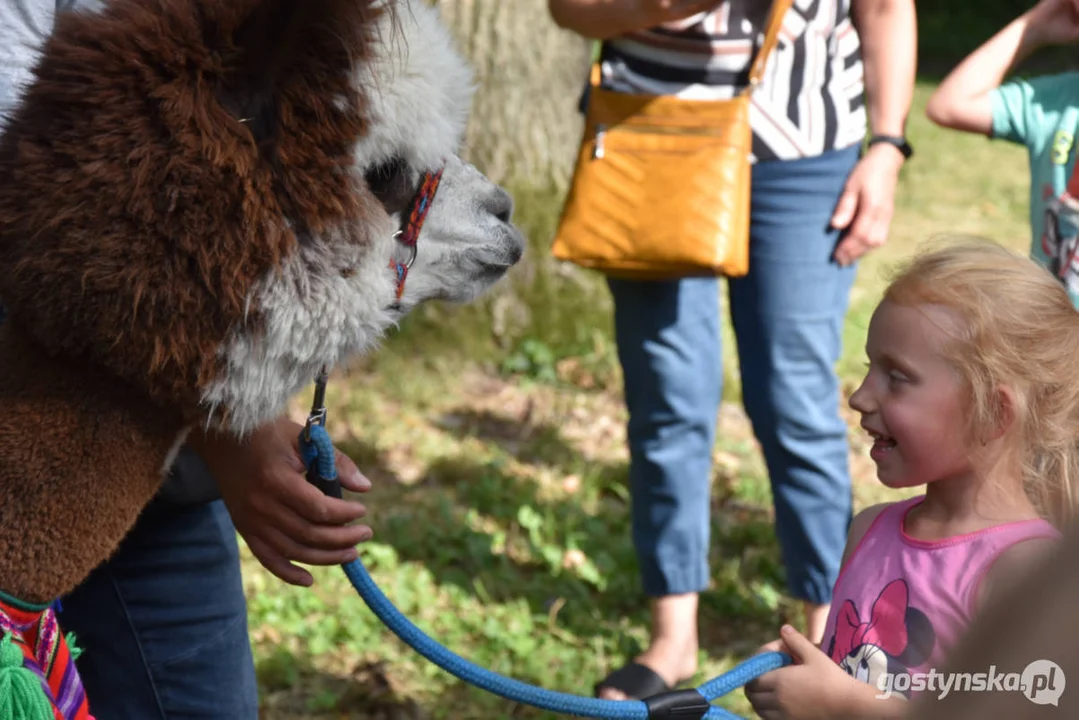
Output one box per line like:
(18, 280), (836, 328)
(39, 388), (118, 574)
(0, 631), (54, 720)
(65, 632), (83, 662)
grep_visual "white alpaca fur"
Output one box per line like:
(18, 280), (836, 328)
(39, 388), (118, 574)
(350, 0), (477, 173)
(201, 0), (524, 434)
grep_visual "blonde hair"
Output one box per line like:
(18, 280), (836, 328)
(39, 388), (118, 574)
(883, 238), (1079, 529)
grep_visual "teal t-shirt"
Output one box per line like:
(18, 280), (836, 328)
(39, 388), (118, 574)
(990, 71), (1079, 307)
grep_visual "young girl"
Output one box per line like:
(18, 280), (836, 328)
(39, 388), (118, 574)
(745, 239), (1079, 719)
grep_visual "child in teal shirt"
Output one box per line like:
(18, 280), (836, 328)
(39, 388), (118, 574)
(927, 0), (1079, 307)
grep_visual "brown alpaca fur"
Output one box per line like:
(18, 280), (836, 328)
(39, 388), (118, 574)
(0, 0), (380, 418)
(0, 322), (181, 604)
(0, 0), (385, 603)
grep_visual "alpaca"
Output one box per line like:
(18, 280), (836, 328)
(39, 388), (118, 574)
(0, 0), (523, 711)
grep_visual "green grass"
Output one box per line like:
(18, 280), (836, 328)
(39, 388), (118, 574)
(246, 81), (1035, 718)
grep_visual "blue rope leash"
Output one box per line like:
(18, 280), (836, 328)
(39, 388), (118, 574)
(299, 407), (792, 719)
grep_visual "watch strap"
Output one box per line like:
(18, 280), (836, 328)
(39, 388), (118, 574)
(867, 134), (913, 159)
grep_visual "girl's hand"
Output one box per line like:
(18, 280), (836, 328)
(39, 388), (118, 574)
(754, 637), (791, 655)
(745, 625), (874, 720)
(1026, 0), (1079, 47)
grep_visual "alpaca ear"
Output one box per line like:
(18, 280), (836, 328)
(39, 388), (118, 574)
(215, 0), (309, 144)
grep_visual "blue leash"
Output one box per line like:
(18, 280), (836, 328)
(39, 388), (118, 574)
(297, 371), (792, 719)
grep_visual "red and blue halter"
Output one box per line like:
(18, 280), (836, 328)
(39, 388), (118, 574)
(391, 168), (444, 303)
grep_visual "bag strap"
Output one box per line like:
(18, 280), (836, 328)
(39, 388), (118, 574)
(741, 0), (793, 96)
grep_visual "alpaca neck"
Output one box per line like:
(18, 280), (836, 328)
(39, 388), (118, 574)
(0, 322), (186, 605)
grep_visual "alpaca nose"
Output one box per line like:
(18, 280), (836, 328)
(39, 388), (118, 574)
(486, 186), (514, 225)
(506, 229), (525, 264)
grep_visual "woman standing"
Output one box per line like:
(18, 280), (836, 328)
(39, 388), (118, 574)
(547, 0), (916, 701)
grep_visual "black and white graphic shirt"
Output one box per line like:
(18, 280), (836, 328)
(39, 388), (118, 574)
(599, 0), (867, 162)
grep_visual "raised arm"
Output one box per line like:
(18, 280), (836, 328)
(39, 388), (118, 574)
(926, 0), (1079, 135)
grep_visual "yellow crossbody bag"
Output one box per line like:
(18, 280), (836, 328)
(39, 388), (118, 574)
(551, 0), (792, 280)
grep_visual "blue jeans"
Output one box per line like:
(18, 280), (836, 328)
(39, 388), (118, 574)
(608, 144), (859, 605)
(58, 495), (259, 719)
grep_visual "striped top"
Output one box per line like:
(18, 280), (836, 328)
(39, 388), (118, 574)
(599, 0), (867, 162)
(0, 595), (92, 720)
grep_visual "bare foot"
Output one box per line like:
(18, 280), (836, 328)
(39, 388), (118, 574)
(597, 593), (700, 701)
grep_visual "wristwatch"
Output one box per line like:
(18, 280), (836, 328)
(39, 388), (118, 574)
(867, 134), (914, 160)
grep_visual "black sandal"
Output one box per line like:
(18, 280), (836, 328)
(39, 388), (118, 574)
(593, 662), (673, 700)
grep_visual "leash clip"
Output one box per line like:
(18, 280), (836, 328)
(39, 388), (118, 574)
(303, 366), (330, 442)
(303, 406), (327, 441)
(300, 366), (342, 499)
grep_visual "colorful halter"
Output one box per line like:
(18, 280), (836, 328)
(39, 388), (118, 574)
(391, 168), (444, 303)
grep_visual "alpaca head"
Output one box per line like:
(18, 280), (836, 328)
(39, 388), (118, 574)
(0, 0), (525, 436)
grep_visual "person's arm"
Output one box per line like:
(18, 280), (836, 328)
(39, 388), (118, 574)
(837, 681), (909, 720)
(547, 0), (720, 40)
(829, 0), (915, 267)
(925, 0), (1079, 135)
(841, 502), (891, 565)
(851, 0), (916, 141)
(744, 624), (910, 720)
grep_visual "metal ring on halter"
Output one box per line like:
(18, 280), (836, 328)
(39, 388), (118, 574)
(392, 229), (418, 270)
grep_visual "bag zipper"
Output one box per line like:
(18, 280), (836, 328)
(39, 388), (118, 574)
(592, 122), (729, 159)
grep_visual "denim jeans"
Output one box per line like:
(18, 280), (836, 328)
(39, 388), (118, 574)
(608, 143), (860, 605)
(58, 495), (259, 719)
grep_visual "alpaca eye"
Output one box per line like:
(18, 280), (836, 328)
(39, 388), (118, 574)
(365, 155), (415, 216)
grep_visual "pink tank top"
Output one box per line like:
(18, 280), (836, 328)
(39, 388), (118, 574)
(819, 495), (1060, 698)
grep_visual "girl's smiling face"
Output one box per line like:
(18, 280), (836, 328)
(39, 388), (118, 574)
(848, 299), (973, 488)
